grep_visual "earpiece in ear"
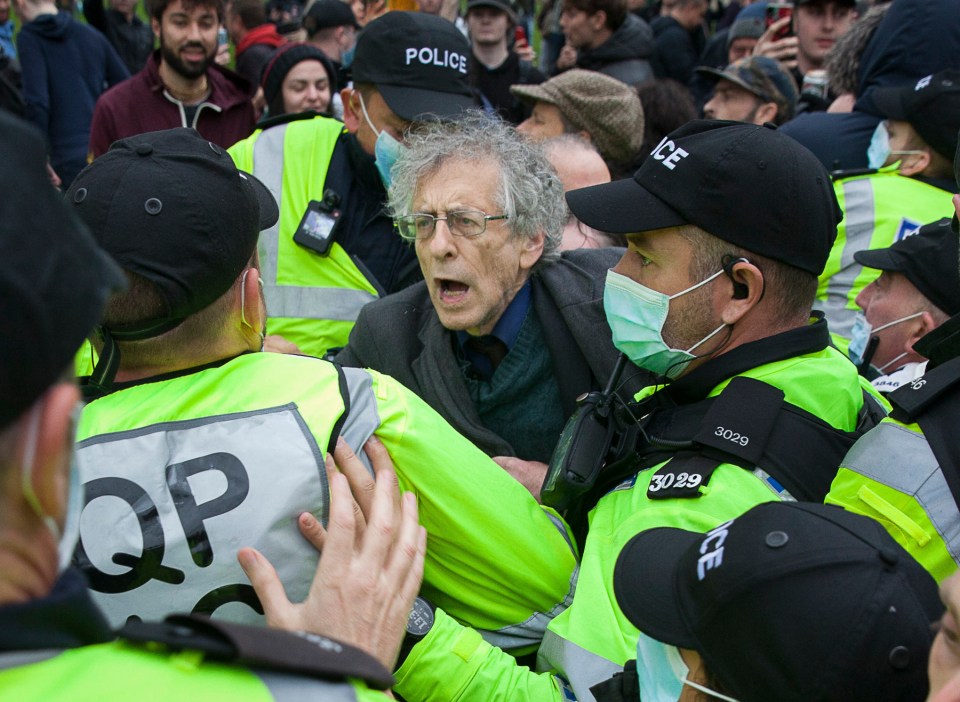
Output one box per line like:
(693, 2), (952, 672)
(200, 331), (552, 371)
(722, 256), (750, 300)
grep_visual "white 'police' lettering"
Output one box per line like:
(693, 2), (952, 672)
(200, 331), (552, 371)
(404, 47), (468, 74)
(697, 519), (735, 580)
(650, 136), (689, 170)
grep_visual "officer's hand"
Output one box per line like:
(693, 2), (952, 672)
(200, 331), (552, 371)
(331, 436), (403, 534)
(238, 463), (426, 671)
(492, 457), (548, 502)
(753, 18), (798, 69)
(263, 334), (303, 355)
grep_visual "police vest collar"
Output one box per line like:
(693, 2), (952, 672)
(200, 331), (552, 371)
(652, 312), (830, 406)
(915, 311), (960, 370)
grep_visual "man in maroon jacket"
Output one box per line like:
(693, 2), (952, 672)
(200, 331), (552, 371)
(88, 0), (255, 159)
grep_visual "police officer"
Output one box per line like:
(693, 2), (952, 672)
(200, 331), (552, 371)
(826, 157), (960, 585)
(228, 11), (477, 358)
(819, 70), (960, 347)
(345, 121), (886, 702)
(68, 128), (576, 654)
(608, 502), (941, 702)
(848, 218), (960, 391)
(0, 111), (410, 701)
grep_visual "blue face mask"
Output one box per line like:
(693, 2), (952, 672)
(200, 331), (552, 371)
(341, 44), (356, 69)
(636, 632), (687, 702)
(849, 310), (923, 371)
(603, 269), (727, 379)
(357, 91), (404, 190)
(866, 122), (891, 170)
(635, 633), (741, 702)
(866, 122), (924, 170)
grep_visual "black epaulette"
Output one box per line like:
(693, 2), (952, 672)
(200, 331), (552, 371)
(829, 167), (879, 181)
(119, 614), (394, 690)
(888, 356), (960, 423)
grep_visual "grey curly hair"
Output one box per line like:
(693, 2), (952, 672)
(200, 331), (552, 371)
(387, 112), (566, 267)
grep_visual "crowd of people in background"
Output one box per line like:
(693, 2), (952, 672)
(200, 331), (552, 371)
(4, 0), (960, 700)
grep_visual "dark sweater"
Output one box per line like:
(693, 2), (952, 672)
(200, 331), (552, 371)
(468, 51), (545, 124)
(462, 308), (564, 462)
(650, 15), (705, 86)
(17, 11), (128, 185)
(574, 14), (655, 86)
(83, 0), (154, 74)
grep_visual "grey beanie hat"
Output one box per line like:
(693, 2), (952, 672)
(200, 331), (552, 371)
(511, 69), (645, 166)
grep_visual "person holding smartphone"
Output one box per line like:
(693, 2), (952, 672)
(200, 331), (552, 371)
(753, 0), (856, 87)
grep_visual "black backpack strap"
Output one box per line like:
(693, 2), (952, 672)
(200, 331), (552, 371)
(120, 614), (394, 689)
(645, 377), (785, 500)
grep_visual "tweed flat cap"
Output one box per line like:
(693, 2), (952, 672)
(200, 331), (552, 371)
(512, 69), (645, 166)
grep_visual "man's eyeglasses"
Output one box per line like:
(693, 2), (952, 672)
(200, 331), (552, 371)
(396, 210), (510, 241)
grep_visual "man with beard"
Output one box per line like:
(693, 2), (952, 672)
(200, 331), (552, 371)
(89, 0), (255, 158)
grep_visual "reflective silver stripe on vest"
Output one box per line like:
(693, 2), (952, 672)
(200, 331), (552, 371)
(256, 669), (359, 701)
(545, 510), (576, 553)
(337, 367), (382, 476)
(252, 126), (378, 323)
(481, 565), (579, 651)
(0, 650), (61, 670)
(843, 422), (960, 566)
(537, 625), (621, 702)
(822, 178), (876, 340)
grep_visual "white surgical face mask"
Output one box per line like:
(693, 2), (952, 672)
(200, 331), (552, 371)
(635, 633), (741, 702)
(21, 402), (86, 574)
(356, 91), (404, 190)
(603, 269), (727, 379)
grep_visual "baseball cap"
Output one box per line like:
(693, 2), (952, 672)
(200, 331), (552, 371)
(696, 56), (799, 121)
(511, 69), (645, 166)
(566, 120), (841, 275)
(465, 0), (518, 22)
(66, 128), (278, 340)
(302, 0), (359, 36)
(0, 112), (124, 428)
(872, 70), (960, 161)
(854, 218), (960, 316)
(614, 501), (942, 702)
(351, 11), (476, 121)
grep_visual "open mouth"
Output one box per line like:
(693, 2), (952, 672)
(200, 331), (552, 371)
(180, 46), (207, 61)
(436, 278), (470, 304)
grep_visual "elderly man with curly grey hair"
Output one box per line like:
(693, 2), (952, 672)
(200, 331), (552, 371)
(335, 113), (630, 497)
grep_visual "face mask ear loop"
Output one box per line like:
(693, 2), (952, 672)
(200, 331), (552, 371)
(877, 351), (910, 373)
(683, 677), (741, 702)
(356, 91), (382, 138)
(240, 269), (265, 350)
(20, 401), (62, 541)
